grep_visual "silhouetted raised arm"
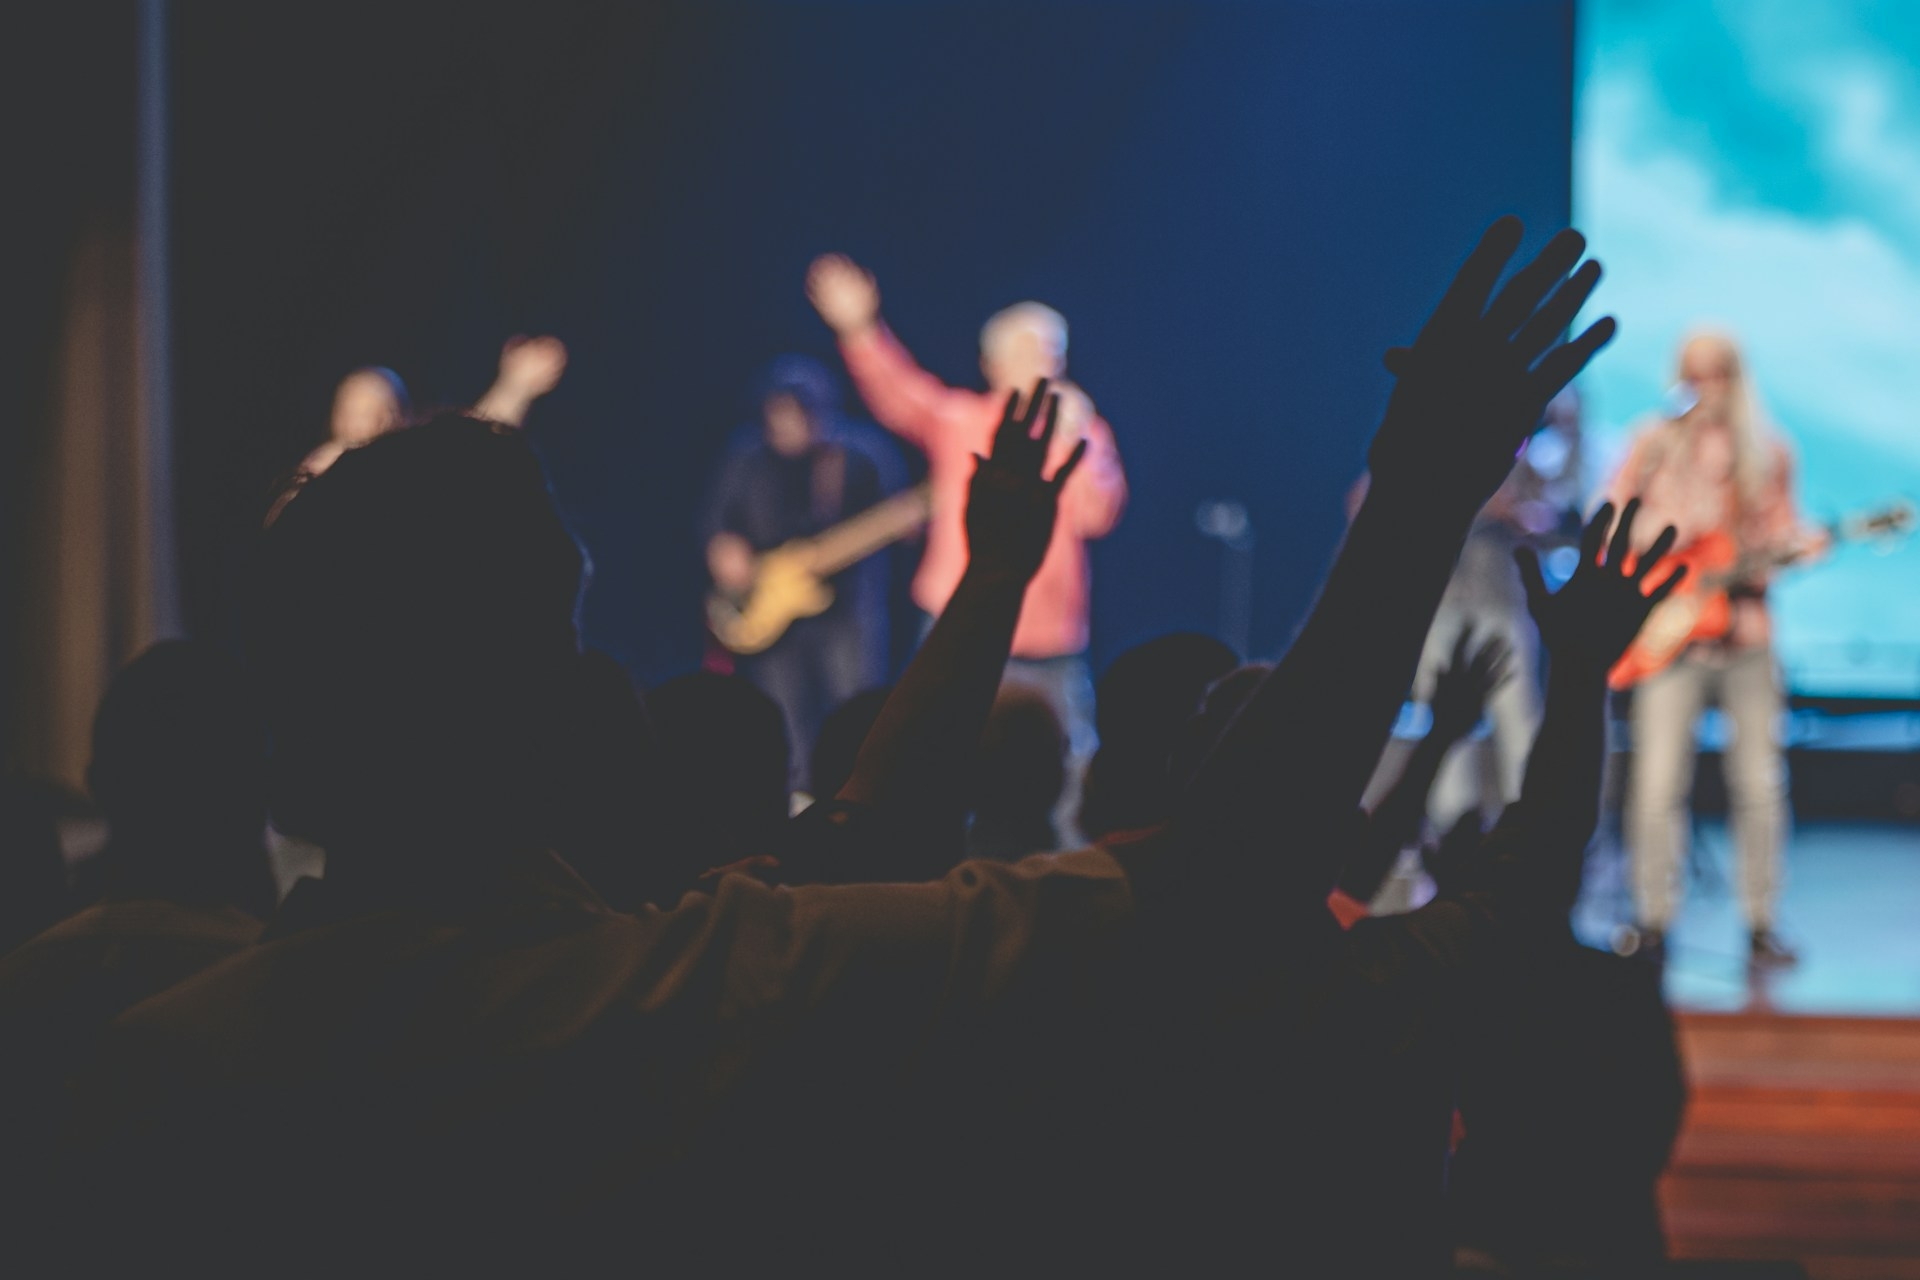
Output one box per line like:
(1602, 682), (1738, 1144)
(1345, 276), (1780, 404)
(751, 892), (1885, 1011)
(1494, 499), (1685, 912)
(1339, 632), (1510, 903)
(835, 381), (1085, 832)
(1382, 501), (1686, 969)
(1176, 220), (1615, 895)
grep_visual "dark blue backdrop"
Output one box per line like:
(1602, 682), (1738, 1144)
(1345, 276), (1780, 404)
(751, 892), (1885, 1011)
(168, 1), (1572, 683)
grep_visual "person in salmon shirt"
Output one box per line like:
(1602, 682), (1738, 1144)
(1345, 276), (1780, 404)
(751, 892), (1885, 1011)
(807, 253), (1127, 803)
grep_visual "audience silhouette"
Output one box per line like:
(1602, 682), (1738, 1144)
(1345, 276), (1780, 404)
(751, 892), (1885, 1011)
(0, 778), (67, 958)
(644, 670), (790, 898)
(0, 221), (1723, 1277)
(806, 684), (891, 804)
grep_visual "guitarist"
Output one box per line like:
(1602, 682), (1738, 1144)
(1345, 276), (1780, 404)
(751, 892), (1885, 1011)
(702, 356), (904, 779)
(1604, 331), (1828, 968)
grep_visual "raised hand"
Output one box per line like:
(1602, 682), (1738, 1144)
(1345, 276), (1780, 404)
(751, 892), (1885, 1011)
(807, 254), (881, 336)
(472, 336), (569, 427)
(1371, 217), (1614, 509)
(964, 378), (1087, 582)
(1428, 631), (1513, 745)
(1516, 499), (1686, 672)
(496, 335), (569, 399)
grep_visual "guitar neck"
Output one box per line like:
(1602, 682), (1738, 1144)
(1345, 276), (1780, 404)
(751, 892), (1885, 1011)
(803, 485), (933, 576)
(1697, 511), (1885, 592)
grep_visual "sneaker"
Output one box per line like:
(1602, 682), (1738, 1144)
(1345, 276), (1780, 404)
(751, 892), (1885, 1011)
(1749, 928), (1799, 968)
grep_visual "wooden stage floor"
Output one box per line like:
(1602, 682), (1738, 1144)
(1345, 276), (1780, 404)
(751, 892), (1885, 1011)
(1573, 821), (1920, 1278)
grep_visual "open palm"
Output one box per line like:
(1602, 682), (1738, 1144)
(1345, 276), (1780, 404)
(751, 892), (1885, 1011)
(1516, 499), (1687, 672)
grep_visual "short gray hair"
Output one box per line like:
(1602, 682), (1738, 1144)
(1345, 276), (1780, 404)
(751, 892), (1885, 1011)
(980, 301), (1068, 364)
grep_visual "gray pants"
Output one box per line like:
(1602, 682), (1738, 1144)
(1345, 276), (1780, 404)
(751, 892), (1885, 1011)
(1628, 645), (1787, 931)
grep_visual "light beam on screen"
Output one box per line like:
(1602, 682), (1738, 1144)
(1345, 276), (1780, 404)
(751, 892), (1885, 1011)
(1575, 0), (1920, 697)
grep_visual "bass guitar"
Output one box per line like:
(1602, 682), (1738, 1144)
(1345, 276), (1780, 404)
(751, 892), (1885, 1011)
(707, 484), (933, 656)
(1609, 499), (1914, 690)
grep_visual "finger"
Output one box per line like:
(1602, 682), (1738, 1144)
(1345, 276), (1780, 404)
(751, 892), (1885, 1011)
(1485, 227), (1587, 337)
(1033, 391), (1062, 462)
(1514, 546), (1550, 616)
(1431, 217), (1526, 327)
(1644, 561), (1689, 606)
(992, 388), (1024, 462)
(1528, 315), (1617, 401)
(1607, 498), (1641, 569)
(1633, 525), (1678, 583)
(1049, 438), (1089, 491)
(1513, 259), (1602, 364)
(1021, 378), (1052, 441)
(1582, 502), (1615, 567)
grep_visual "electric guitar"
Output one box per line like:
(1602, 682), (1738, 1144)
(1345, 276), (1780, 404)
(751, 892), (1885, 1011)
(707, 484), (933, 656)
(1609, 499), (1915, 690)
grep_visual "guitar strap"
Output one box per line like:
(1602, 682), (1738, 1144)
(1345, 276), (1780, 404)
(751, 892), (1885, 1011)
(811, 444), (846, 529)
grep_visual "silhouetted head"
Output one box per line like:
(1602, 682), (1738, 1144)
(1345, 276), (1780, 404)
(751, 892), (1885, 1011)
(979, 302), (1067, 394)
(1168, 663), (1272, 796)
(550, 650), (660, 911)
(643, 673), (790, 895)
(809, 686), (892, 803)
(253, 413), (586, 867)
(1169, 662), (1354, 904)
(329, 367), (409, 447)
(87, 641), (275, 913)
(1080, 633), (1238, 839)
(968, 683), (1066, 861)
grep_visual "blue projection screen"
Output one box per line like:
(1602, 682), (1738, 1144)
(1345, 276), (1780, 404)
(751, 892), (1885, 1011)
(1575, 0), (1920, 698)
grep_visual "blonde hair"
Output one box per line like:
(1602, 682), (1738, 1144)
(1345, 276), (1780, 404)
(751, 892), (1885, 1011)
(980, 302), (1068, 365)
(1674, 329), (1773, 507)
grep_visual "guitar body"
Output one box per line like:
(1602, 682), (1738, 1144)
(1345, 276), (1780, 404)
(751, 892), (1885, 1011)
(705, 483), (933, 658)
(1606, 499), (1913, 690)
(707, 544), (835, 656)
(1609, 531), (1737, 690)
